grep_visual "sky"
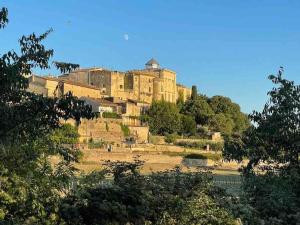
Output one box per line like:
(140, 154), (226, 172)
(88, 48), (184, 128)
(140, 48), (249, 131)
(1, 0), (300, 113)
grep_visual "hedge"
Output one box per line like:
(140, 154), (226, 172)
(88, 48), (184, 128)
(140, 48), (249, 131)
(102, 112), (121, 119)
(175, 140), (223, 151)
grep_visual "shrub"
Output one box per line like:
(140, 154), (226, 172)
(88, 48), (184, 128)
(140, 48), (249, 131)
(149, 135), (160, 144)
(102, 111), (121, 119)
(197, 126), (210, 138)
(120, 124), (130, 137)
(165, 133), (178, 143)
(163, 152), (222, 161)
(175, 139), (224, 151)
(88, 140), (106, 149)
(184, 153), (207, 159)
(180, 114), (196, 136)
(50, 124), (79, 144)
(60, 160), (236, 224)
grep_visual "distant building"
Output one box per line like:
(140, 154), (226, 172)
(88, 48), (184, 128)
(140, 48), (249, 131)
(79, 97), (121, 115)
(27, 59), (192, 126)
(58, 59), (191, 104)
(28, 75), (106, 99)
(27, 59), (193, 143)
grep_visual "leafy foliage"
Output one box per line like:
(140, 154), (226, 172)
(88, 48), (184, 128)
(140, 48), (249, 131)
(60, 159), (237, 225)
(180, 114), (197, 136)
(50, 123), (79, 145)
(179, 92), (249, 136)
(191, 85), (198, 100)
(102, 111), (121, 119)
(120, 123), (130, 137)
(164, 133), (178, 143)
(209, 96), (250, 134)
(147, 101), (181, 135)
(181, 95), (214, 125)
(209, 113), (234, 135)
(0, 7), (8, 28)
(0, 7), (94, 223)
(175, 139), (224, 151)
(224, 69), (300, 224)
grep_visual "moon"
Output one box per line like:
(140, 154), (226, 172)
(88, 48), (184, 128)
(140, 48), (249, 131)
(124, 34), (129, 41)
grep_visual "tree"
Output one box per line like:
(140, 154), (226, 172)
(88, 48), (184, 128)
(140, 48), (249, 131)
(224, 69), (300, 224)
(176, 89), (185, 111)
(147, 101), (181, 135)
(225, 71), (300, 170)
(209, 96), (249, 134)
(209, 113), (234, 135)
(191, 85), (198, 100)
(180, 114), (196, 136)
(50, 123), (79, 145)
(182, 95), (214, 125)
(0, 7), (94, 223)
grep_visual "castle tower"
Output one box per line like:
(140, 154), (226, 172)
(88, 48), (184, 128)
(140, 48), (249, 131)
(145, 58), (160, 69)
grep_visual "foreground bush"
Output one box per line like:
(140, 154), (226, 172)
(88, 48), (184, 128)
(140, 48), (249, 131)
(60, 159), (238, 225)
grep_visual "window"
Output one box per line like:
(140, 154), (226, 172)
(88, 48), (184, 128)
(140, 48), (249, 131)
(149, 87), (151, 92)
(120, 85), (123, 89)
(161, 86), (163, 92)
(149, 79), (151, 83)
(102, 84), (105, 88)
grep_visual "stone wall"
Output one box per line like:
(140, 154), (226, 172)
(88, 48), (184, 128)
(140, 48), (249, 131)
(158, 69), (177, 103)
(65, 118), (149, 144)
(128, 126), (149, 143)
(67, 118), (125, 144)
(51, 64), (192, 105)
(28, 76), (59, 97)
(177, 84), (192, 102)
(64, 82), (102, 99)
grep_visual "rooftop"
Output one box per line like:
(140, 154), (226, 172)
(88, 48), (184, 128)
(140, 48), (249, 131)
(31, 75), (102, 90)
(145, 58), (160, 66)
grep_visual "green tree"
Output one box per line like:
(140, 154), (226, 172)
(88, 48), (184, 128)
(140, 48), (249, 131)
(147, 101), (181, 135)
(176, 89), (185, 111)
(182, 95), (214, 125)
(209, 96), (249, 134)
(50, 123), (79, 144)
(180, 114), (196, 136)
(224, 69), (300, 224)
(191, 85), (198, 100)
(225, 71), (300, 170)
(209, 113), (234, 135)
(0, 7), (94, 223)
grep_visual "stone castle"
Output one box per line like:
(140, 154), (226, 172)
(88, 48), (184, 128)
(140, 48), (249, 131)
(29, 58), (191, 104)
(28, 59), (191, 143)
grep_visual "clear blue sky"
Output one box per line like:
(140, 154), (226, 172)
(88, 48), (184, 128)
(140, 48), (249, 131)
(1, 0), (300, 113)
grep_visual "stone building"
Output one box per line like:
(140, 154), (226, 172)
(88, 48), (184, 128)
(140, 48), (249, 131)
(27, 59), (192, 144)
(59, 58), (191, 104)
(28, 75), (105, 99)
(177, 83), (192, 102)
(79, 97), (122, 115)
